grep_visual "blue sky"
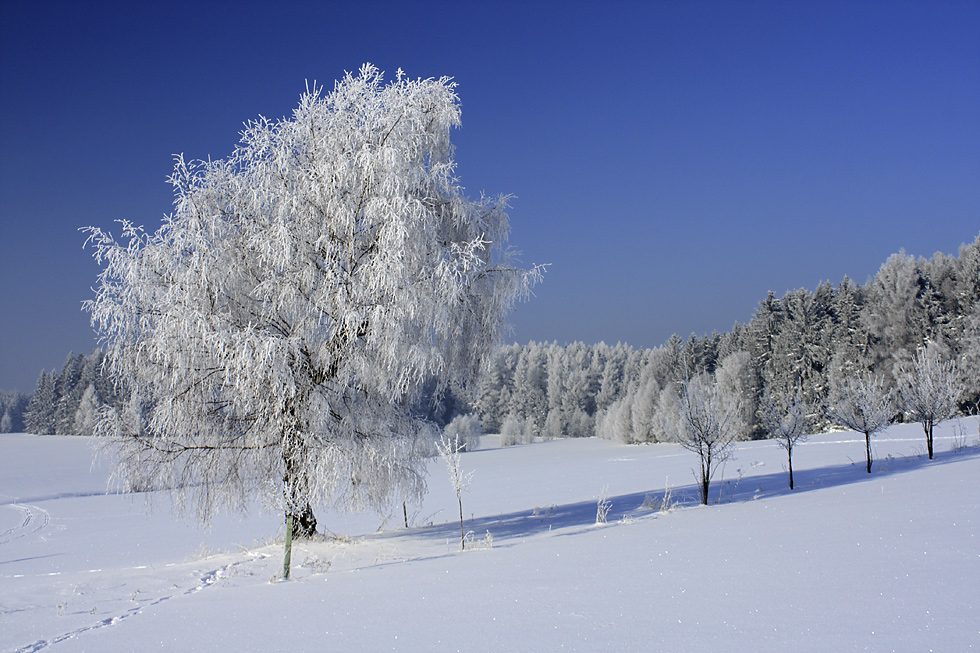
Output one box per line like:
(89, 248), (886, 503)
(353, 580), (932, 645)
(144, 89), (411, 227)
(1, 0), (978, 392)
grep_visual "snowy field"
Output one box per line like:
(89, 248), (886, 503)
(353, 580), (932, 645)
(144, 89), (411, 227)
(2, 419), (978, 652)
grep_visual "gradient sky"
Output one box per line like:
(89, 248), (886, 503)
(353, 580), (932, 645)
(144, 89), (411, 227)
(1, 0), (978, 392)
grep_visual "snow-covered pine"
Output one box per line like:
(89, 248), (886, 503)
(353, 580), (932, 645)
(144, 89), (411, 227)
(72, 384), (102, 436)
(82, 64), (542, 536)
(25, 370), (56, 435)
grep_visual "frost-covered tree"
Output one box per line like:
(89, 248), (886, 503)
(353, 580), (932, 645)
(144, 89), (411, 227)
(511, 342), (549, 434)
(25, 371), (56, 435)
(500, 413), (531, 446)
(662, 373), (743, 505)
(894, 343), (962, 459)
(73, 385), (102, 436)
(0, 391), (30, 433)
(436, 434), (473, 550)
(715, 351), (759, 440)
(862, 251), (948, 378)
(758, 388), (810, 489)
(825, 372), (893, 473)
(475, 343), (520, 432)
(83, 65), (541, 555)
(54, 353), (85, 435)
(960, 304), (980, 411)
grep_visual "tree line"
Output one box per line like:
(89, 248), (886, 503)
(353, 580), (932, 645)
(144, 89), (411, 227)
(471, 234), (980, 444)
(0, 350), (122, 435)
(5, 234), (977, 445)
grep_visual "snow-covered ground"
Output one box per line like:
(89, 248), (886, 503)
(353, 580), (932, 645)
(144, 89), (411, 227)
(2, 418), (978, 652)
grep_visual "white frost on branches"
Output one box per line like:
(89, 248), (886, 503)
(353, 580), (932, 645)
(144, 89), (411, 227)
(82, 64), (542, 529)
(894, 343), (962, 459)
(758, 387), (810, 489)
(662, 373), (743, 505)
(825, 372), (893, 473)
(436, 434), (473, 550)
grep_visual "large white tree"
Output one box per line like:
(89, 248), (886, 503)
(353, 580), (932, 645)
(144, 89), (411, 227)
(84, 65), (541, 552)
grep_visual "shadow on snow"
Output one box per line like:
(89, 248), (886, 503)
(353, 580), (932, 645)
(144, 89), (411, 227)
(388, 444), (980, 548)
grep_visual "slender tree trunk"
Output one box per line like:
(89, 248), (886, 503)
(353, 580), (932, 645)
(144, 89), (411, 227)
(924, 419), (934, 459)
(458, 495), (465, 550)
(788, 445), (794, 490)
(864, 430), (873, 473)
(403, 501), (409, 528)
(700, 453), (711, 505)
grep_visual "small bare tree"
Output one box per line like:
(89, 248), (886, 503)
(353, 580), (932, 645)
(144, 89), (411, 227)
(825, 372), (893, 473)
(436, 435), (473, 550)
(894, 343), (962, 459)
(758, 388), (810, 489)
(663, 373), (743, 505)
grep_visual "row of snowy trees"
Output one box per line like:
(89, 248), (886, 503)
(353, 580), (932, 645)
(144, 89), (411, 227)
(9, 236), (977, 446)
(471, 234), (980, 445)
(18, 350), (120, 436)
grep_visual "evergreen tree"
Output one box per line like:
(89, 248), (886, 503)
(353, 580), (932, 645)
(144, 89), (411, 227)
(54, 353), (85, 435)
(25, 371), (56, 435)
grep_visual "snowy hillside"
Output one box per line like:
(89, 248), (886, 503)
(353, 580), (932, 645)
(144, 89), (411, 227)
(2, 419), (978, 652)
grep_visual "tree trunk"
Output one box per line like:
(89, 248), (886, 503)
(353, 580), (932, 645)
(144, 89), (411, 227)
(290, 503), (318, 539)
(788, 446), (794, 490)
(864, 430), (873, 473)
(283, 422), (317, 539)
(458, 495), (465, 550)
(282, 513), (293, 580)
(924, 419), (934, 459)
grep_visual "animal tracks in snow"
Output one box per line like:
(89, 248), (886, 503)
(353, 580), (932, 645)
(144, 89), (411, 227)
(11, 550), (273, 653)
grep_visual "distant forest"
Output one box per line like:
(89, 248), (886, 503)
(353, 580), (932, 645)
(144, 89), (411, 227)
(3, 234), (978, 439)
(474, 233), (980, 444)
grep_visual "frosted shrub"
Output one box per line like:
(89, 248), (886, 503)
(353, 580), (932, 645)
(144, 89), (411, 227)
(443, 414), (483, 453)
(500, 413), (530, 447)
(596, 486), (611, 524)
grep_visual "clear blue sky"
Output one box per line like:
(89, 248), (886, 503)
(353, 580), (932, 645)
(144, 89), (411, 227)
(1, 0), (978, 392)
